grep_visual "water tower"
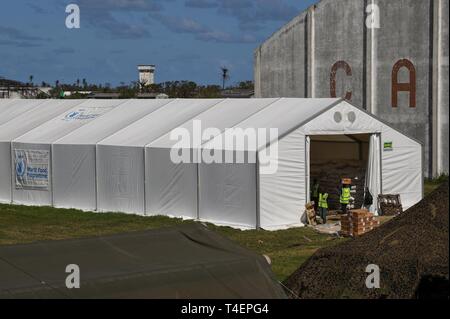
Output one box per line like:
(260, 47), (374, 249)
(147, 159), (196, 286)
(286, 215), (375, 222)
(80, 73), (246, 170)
(138, 65), (155, 86)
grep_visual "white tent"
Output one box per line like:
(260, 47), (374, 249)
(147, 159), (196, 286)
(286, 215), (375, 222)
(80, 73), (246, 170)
(199, 98), (423, 230)
(0, 100), (87, 203)
(96, 99), (224, 214)
(0, 99), (49, 126)
(1, 98), (423, 231)
(145, 98), (280, 219)
(11, 99), (125, 206)
(51, 99), (173, 211)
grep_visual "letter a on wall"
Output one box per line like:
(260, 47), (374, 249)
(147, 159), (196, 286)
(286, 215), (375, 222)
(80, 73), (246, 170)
(392, 59), (416, 108)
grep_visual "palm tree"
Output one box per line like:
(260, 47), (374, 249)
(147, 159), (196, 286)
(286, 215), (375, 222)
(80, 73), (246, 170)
(220, 67), (229, 90)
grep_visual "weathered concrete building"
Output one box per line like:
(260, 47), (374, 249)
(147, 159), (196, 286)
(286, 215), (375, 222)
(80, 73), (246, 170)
(254, 0), (448, 177)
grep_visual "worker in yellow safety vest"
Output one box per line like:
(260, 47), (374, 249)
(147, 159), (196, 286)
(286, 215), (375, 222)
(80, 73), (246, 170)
(311, 179), (320, 212)
(318, 192), (329, 224)
(340, 182), (351, 214)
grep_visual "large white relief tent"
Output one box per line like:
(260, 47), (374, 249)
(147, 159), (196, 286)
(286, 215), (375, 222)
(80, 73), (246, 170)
(0, 100), (86, 203)
(11, 99), (125, 206)
(52, 99), (174, 211)
(0, 98), (423, 231)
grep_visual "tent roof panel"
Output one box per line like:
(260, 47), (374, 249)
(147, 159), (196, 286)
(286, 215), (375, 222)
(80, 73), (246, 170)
(148, 98), (280, 149)
(98, 99), (224, 147)
(0, 100), (85, 142)
(13, 100), (125, 144)
(0, 99), (49, 126)
(54, 99), (174, 145)
(203, 98), (340, 151)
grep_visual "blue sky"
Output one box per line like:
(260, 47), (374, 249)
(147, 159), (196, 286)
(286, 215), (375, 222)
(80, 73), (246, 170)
(0, 0), (317, 86)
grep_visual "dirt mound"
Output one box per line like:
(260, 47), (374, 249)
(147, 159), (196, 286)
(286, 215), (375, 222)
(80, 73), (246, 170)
(284, 182), (449, 299)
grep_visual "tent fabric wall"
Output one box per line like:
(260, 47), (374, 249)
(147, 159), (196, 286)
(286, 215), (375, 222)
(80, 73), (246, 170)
(96, 99), (224, 214)
(258, 129), (306, 230)
(11, 100), (124, 206)
(198, 158), (258, 229)
(52, 99), (172, 211)
(0, 100), (85, 203)
(145, 98), (279, 220)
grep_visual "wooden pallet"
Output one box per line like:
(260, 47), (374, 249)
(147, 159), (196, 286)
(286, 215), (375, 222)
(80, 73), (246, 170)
(378, 194), (403, 216)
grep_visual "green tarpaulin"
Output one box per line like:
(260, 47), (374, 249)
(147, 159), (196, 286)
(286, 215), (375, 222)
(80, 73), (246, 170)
(0, 224), (286, 299)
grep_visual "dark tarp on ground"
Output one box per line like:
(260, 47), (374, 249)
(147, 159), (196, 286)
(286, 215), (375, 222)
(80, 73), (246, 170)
(0, 223), (286, 299)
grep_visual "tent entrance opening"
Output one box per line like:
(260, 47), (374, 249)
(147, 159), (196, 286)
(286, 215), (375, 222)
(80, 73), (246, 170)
(309, 134), (371, 211)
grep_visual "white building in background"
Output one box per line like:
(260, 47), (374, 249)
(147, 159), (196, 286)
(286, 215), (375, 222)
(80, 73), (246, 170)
(138, 65), (155, 86)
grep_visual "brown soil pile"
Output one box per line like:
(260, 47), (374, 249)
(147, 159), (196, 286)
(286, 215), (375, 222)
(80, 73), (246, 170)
(284, 181), (449, 299)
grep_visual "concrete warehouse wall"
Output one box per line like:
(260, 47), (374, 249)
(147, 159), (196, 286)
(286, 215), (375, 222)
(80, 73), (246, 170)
(254, 0), (449, 177)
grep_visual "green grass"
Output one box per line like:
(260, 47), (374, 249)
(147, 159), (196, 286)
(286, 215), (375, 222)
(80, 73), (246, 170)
(1, 178), (444, 281)
(0, 203), (344, 281)
(424, 174), (448, 196)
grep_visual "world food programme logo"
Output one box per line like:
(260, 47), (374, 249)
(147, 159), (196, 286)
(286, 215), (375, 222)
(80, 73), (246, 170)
(65, 111), (80, 121)
(16, 156), (26, 177)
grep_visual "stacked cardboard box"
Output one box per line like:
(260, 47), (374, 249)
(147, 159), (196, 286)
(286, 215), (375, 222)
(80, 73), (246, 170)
(311, 160), (366, 210)
(340, 209), (380, 237)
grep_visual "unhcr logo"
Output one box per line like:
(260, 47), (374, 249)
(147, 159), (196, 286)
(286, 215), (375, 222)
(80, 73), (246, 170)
(170, 120), (279, 175)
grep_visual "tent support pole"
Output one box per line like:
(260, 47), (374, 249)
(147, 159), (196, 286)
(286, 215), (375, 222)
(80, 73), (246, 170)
(378, 133), (383, 194)
(196, 160), (200, 221)
(256, 153), (260, 230)
(9, 142), (13, 204)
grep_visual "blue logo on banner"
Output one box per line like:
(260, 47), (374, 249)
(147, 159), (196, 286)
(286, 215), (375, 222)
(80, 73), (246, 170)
(16, 157), (26, 177)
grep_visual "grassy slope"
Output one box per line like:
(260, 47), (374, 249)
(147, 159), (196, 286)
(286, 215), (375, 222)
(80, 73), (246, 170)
(0, 179), (444, 281)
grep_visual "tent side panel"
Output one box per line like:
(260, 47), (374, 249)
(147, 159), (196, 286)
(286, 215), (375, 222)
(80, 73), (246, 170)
(145, 147), (197, 219)
(11, 142), (52, 206)
(259, 130), (306, 230)
(96, 145), (145, 214)
(52, 144), (96, 210)
(198, 152), (257, 229)
(0, 142), (12, 203)
(380, 128), (423, 210)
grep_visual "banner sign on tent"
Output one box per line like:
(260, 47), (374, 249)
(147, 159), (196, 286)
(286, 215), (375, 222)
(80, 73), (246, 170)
(14, 149), (50, 190)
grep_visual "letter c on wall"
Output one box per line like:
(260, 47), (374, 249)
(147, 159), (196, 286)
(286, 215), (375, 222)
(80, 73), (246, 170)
(330, 61), (352, 101)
